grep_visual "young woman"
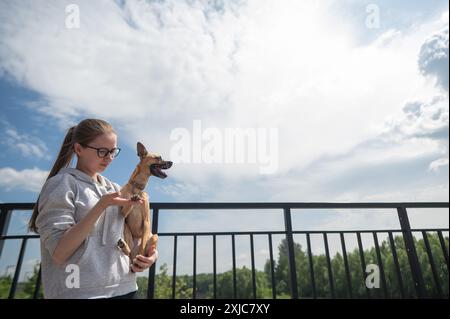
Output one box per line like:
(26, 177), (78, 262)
(28, 118), (158, 299)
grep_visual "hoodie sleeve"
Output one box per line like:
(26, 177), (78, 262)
(36, 174), (77, 256)
(112, 182), (122, 193)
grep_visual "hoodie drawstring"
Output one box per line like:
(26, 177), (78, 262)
(101, 210), (109, 246)
(93, 182), (109, 246)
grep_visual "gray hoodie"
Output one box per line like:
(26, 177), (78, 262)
(36, 167), (137, 299)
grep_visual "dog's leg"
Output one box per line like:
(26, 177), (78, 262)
(146, 197), (158, 255)
(143, 199), (158, 257)
(117, 223), (133, 261)
(124, 222), (134, 256)
(121, 204), (134, 219)
(130, 239), (141, 262)
(138, 194), (151, 256)
(145, 234), (159, 257)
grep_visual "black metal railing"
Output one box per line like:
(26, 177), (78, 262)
(0, 202), (448, 299)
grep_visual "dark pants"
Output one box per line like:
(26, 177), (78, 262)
(109, 290), (138, 299)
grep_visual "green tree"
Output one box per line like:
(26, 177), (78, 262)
(137, 263), (193, 299)
(0, 275), (12, 299)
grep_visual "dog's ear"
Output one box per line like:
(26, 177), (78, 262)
(137, 142), (148, 158)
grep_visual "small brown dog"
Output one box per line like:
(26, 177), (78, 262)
(117, 142), (172, 265)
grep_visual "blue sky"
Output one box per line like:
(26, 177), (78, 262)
(0, 0), (448, 279)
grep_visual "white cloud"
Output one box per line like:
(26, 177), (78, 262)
(155, 182), (202, 201)
(429, 157), (449, 171)
(442, 11), (450, 24)
(393, 96), (448, 140)
(0, 167), (48, 193)
(381, 94), (449, 170)
(0, 0), (444, 183)
(418, 24), (449, 92)
(0, 120), (51, 160)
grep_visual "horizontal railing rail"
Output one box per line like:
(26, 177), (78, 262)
(0, 202), (448, 299)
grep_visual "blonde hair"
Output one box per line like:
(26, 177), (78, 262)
(28, 119), (116, 233)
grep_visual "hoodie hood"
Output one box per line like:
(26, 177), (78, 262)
(58, 167), (110, 187)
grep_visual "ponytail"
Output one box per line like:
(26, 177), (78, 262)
(28, 126), (76, 233)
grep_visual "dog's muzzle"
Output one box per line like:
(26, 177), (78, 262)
(150, 161), (173, 179)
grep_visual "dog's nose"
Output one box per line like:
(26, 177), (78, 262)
(166, 161), (173, 168)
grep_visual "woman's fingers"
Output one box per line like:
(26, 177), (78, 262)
(111, 196), (144, 207)
(99, 190), (145, 208)
(133, 257), (150, 269)
(147, 245), (156, 256)
(133, 258), (146, 268)
(131, 264), (144, 272)
(145, 247), (159, 263)
(132, 253), (157, 270)
(136, 255), (152, 263)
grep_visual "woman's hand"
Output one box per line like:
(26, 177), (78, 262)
(131, 246), (159, 273)
(98, 192), (144, 209)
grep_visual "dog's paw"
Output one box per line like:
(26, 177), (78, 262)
(116, 238), (126, 249)
(130, 194), (142, 201)
(116, 238), (131, 256)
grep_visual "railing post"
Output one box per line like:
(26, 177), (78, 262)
(232, 234), (237, 298)
(213, 234), (217, 299)
(147, 207), (159, 299)
(33, 265), (42, 299)
(397, 207), (427, 298)
(283, 207), (299, 299)
(9, 238), (28, 299)
(0, 207), (12, 260)
(193, 235), (197, 299)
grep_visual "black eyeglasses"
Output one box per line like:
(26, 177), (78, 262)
(81, 144), (121, 158)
